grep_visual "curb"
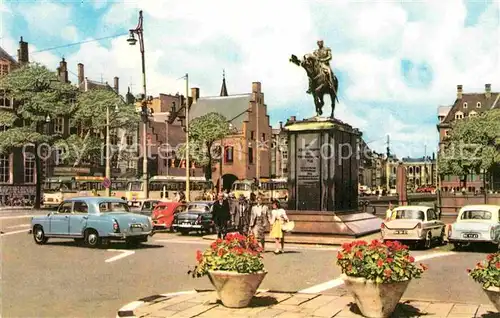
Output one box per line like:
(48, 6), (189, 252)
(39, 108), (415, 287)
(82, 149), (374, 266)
(201, 234), (378, 246)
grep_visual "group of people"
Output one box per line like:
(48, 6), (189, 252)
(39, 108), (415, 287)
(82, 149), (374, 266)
(211, 192), (290, 254)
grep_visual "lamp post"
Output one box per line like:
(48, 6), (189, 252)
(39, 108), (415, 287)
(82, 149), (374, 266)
(105, 103), (119, 196)
(184, 74), (190, 202)
(165, 111), (171, 176)
(127, 10), (149, 199)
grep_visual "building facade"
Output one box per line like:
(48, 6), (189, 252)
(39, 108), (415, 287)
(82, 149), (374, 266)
(437, 84), (500, 192)
(270, 123), (288, 178)
(389, 156), (437, 191)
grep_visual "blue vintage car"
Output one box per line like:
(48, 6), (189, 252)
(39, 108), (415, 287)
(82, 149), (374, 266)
(30, 197), (153, 247)
(448, 204), (500, 250)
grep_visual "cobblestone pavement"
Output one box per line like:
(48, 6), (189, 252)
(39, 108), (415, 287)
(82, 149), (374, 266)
(119, 290), (499, 318)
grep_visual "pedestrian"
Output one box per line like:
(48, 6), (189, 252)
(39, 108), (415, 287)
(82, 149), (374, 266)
(249, 196), (269, 251)
(232, 194), (250, 235)
(212, 192), (230, 239)
(385, 202), (393, 221)
(269, 199), (289, 254)
(179, 191), (186, 202)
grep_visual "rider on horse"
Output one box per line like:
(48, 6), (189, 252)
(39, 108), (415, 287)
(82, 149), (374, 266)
(307, 40), (335, 94)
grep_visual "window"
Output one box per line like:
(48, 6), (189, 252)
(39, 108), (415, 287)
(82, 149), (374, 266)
(0, 90), (11, 108)
(57, 202), (73, 214)
(476, 102), (481, 108)
(262, 133), (265, 141)
(0, 64), (8, 75)
(469, 111), (478, 117)
(73, 201), (88, 213)
(225, 146), (234, 163)
(460, 210), (491, 220)
(416, 167), (420, 174)
(250, 131), (255, 140)
(0, 154), (10, 183)
(69, 119), (77, 134)
(0, 125), (7, 132)
(248, 146), (254, 164)
(126, 134), (134, 146)
(463, 102), (468, 108)
(455, 112), (464, 119)
(24, 154), (35, 184)
(394, 209), (425, 220)
(110, 130), (118, 145)
(54, 117), (64, 134)
(55, 149), (64, 165)
(426, 209), (437, 221)
(282, 150), (288, 160)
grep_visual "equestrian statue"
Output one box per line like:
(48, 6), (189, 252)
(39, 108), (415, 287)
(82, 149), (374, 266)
(290, 40), (339, 118)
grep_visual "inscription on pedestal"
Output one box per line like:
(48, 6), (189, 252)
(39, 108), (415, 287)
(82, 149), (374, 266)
(296, 133), (321, 211)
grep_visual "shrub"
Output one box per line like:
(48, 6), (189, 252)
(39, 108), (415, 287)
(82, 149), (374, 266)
(468, 252), (500, 289)
(336, 240), (428, 283)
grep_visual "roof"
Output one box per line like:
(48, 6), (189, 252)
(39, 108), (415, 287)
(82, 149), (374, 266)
(394, 205), (432, 210)
(80, 78), (114, 92)
(442, 91), (500, 123)
(401, 157), (434, 163)
(64, 196), (126, 203)
(0, 46), (17, 64)
(189, 94), (252, 130)
(459, 204), (500, 212)
(438, 105), (452, 117)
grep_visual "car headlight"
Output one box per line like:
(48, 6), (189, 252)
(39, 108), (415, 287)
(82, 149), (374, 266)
(148, 217), (153, 226)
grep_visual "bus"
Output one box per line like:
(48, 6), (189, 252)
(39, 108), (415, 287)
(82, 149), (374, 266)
(126, 176), (212, 202)
(42, 176), (106, 207)
(260, 178), (288, 201)
(109, 178), (133, 199)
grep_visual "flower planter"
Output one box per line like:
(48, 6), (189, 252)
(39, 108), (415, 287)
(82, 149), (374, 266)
(208, 270), (267, 308)
(483, 286), (500, 311)
(342, 274), (410, 318)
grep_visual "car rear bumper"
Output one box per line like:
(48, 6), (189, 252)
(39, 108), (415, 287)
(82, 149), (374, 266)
(448, 238), (495, 244)
(172, 224), (204, 229)
(106, 231), (153, 239)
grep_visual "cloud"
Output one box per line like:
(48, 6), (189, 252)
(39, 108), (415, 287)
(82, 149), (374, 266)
(61, 26), (78, 41)
(4, 0), (500, 159)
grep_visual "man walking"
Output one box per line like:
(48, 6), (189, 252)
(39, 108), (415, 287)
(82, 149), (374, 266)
(232, 194), (250, 235)
(212, 192), (230, 239)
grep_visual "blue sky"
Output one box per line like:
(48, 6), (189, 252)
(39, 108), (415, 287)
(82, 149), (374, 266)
(2, 0), (499, 158)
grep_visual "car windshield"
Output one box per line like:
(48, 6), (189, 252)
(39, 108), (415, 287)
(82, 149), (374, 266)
(188, 204), (210, 211)
(233, 183), (251, 191)
(394, 210), (425, 220)
(99, 202), (130, 213)
(142, 201), (158, 210)
(460, 210), (492, 220)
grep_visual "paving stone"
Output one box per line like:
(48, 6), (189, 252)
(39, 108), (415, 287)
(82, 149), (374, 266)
(193, 307), (229, 317)
(147, 311), (177, 318)
(280, 294), (318, 306)
(163, 300), (199, 312)
(300, 295), (340, 310)
(256, 292), (293, 304)
(449, 304), (480, 317)
(189, 292), (218, 304)
(273, 304), (304, 313)
(276, 312), (307, 318)
(334, 307), (363, 317)
(256, 308), (285, 317)
(424, 302), (454, 317)
(475, 304), (497, 317)
(312, 296), (352, 317)
(397, 301), (431, 316)
(171, 303), (218, 317)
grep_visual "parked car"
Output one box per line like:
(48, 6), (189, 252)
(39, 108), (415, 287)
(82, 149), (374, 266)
(152, 202), (187, 231)
(448, 204), (500, 250)
(172, 201), (215, 235)
(30, 197), (154, 248)
(137, 199), (161, 217)
(381, 205), (445, 249)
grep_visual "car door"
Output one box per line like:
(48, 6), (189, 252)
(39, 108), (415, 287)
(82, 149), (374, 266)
(69, 201), (89, 237)
(426, 209), (439, 237)
(49, 201), (72, 235)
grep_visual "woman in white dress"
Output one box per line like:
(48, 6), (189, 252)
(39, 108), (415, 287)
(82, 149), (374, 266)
(269, 200), (289, 254)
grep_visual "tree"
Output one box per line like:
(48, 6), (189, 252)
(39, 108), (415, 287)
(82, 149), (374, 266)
(438, 109), (500, 190)
(54, 88), (139, 166)
(0, 63), (77, 208)
(178, 112), (231, 181)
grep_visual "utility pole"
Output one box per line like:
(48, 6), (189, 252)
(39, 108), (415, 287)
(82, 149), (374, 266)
(386, 134), (391, 193)
(256, 99), (260, 186)
(185, 73), (190, 202)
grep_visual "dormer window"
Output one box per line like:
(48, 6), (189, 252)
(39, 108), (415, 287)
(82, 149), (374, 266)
(445, 129), (450, 136)
(463, 102), (468, 109)
(469, 110), (478, 117)
(476, 102), (481, 108)
(455, 111), (464, 120)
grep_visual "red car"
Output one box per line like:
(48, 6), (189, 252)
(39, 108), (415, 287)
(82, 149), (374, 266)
(152, 202), (187, 231)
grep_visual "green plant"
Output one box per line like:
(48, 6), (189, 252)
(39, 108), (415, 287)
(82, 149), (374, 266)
(336, 240), (428, 283)
(468, 252), (500, 289)
(189, 233), (264, 278)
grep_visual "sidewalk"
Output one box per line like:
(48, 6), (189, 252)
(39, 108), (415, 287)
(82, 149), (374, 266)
(202, 233), (383, 246)
(118, 290), (498, 318)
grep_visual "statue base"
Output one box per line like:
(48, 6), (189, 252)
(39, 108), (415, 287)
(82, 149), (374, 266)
(286, 210), (382, 237)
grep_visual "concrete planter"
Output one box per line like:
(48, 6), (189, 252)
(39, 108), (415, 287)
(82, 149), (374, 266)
(208, 270), (267, 308)
(483, 286), (500, 311)
(342, 275), (410, 318)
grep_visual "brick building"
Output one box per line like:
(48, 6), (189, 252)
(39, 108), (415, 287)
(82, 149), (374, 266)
(270, 123), (288, 178)
(389, 156), (437, 191)
(437, 84), (500, 192)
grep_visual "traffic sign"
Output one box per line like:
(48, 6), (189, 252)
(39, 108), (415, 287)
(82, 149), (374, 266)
(102, 178), (111, 189)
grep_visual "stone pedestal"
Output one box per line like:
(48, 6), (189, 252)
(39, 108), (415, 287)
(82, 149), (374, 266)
(284, 117), (381, 236)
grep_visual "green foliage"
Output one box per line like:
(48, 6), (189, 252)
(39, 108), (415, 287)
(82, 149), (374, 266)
(189, 233), (264, 278)
(336, 240), (428, 283)
(178, 112), (231, 180)
(468, 252), (500, 289)
(439, 109), (500, 177)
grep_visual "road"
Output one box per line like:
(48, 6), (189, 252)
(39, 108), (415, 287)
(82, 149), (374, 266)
(0, 213), (494, 317)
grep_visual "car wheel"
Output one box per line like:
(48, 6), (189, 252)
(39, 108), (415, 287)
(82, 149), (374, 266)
(84, 229), (101, 248)
(437, 228), (446, 245)
(453, 243), (464, 251)
(33, 225), (48, 245)
(423, 231), (432, 249)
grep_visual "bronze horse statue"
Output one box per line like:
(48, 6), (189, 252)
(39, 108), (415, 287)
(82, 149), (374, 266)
(290, 54), (339, 118)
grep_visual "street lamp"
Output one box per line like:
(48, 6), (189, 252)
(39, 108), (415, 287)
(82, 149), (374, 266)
(165, 110), (171, 177)
(105, 103), (119, 196)
(45, 114), (51, 123)
(128, 10), (149, 199)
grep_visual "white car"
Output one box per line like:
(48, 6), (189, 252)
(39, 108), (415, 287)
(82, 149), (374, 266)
(448, 205), (500, 250)
(381, 205), (445, 249)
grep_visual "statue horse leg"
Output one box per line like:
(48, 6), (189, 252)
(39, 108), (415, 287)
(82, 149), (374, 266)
(330, 76), (339, 118)
(312, 92), (322, 116)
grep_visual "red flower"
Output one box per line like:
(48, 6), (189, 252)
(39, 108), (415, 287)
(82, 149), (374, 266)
(409, 256), (415, 262)
(196, 250), (203, 262)
(487, 254), (494, 261)
(216, 238), (223, 244)
(386, 258), (394, 264)
(496, 262), (500, 269)
(210, 242), (218, 249)
(337, 252), (344, 260)
(384, 268), (392, 277)
(377, 259), (384, 267)
(355, 251), (363, 258)
(217, 249), (225, 257)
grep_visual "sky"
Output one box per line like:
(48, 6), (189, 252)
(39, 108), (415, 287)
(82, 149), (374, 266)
(1, 0), (499, 159)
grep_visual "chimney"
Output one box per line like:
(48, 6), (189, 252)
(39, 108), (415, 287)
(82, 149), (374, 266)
(191, 87), (200, 103)
(485, 83), (491, 98)
(58, 58), (68, 83)
(457, 84), (463, 99)
(77, 63), (84, 86)
(252, 82), (261, 93)
(18, 36), (29, 65)
(114, 77), (119, 94)
(290, 116), (296, 122)
(279, 121), (283, 129)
